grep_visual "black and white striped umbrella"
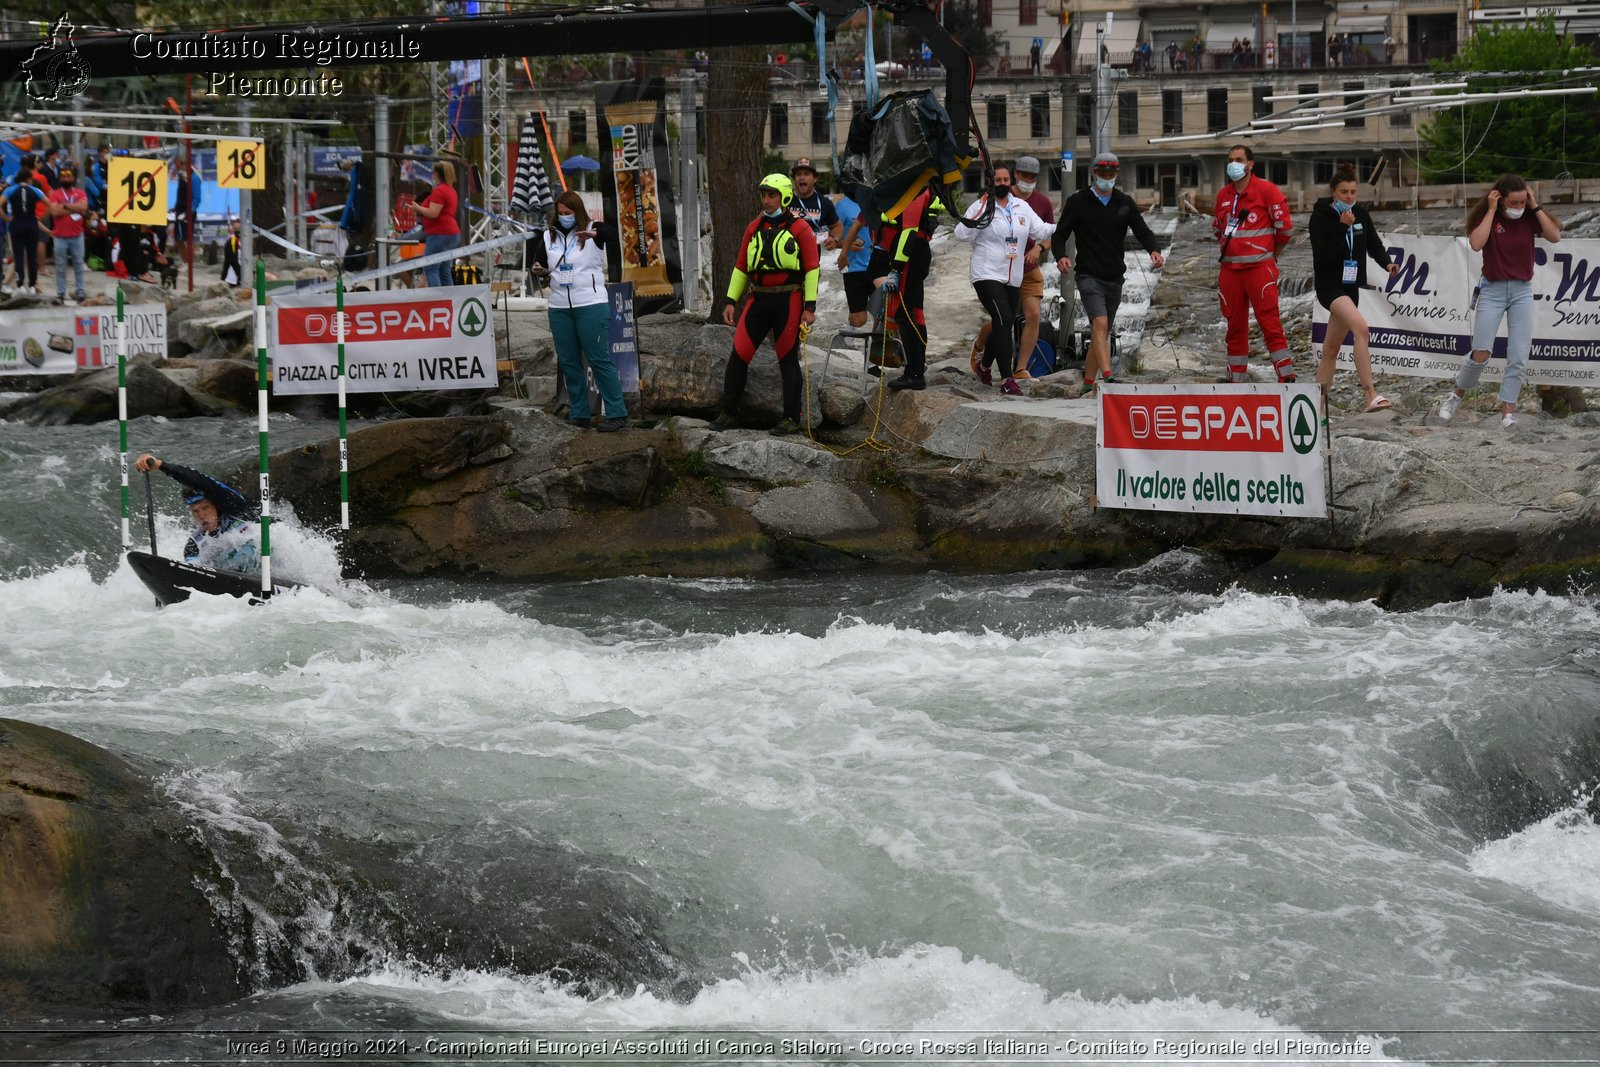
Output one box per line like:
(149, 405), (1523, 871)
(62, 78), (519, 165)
(510, 111), (554, 216)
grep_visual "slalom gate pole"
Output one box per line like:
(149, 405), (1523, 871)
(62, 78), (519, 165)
(336, 275), (349, 530)
(256, 259), (273, 598)
(116, 287), (129, 550)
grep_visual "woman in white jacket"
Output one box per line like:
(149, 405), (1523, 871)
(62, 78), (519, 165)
(955, 164), (1056, 395)
(531, 191), (629, 431)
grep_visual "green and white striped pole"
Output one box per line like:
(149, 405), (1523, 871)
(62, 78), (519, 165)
(115, 287), (129, 549)
(336, 275), (349, 530)
(255, 259), (273, 599)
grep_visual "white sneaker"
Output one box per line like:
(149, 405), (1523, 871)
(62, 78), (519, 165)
(1500, 412), (1518, 429)
(1438, 392), (1463, 421)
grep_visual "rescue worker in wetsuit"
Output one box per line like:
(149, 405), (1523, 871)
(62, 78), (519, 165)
(714, 173), (820, 436)
(133, 453), (260, 574)
(871, 183), (941, 391)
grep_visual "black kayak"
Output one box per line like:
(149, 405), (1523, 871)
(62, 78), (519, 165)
(127, 551), (301, 608)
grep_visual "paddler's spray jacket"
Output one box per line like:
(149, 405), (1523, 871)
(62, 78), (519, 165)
(157, 462), (258, 562)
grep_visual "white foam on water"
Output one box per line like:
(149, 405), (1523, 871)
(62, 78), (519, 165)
(315, 945), (1403, 1061)
(1470, 801), (1600, 916)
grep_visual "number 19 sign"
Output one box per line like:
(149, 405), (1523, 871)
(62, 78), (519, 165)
(106, 156), (167, 226)
(216, 139), (266, 190)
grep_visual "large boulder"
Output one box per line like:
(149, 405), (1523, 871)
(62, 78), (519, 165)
(166, 295), (242, 355)
(0, 359), (192, 425)
(176, 308), (253, 355)
(195, 359), (261, 409)
(0, 719), (244, 1016)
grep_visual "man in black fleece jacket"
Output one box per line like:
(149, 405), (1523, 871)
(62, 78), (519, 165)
(1051, 152), (1164, 393)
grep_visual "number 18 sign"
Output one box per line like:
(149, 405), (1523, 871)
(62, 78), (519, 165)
(216, 139), (266, 190)
(107, 157), (167, 225)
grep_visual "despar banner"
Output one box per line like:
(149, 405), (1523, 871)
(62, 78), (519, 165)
(595, 79), (681, 307)
(1096, 383), (1329, 519)
(1313, 234), (1600, 387)
(270, 287), (497, 395)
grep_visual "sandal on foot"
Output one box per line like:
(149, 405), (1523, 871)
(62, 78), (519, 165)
(1363, 395), (1392, 412)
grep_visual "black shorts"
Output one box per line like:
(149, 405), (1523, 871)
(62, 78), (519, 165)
(1316, 286), (1359, 312)
(843, 271), (874, 314)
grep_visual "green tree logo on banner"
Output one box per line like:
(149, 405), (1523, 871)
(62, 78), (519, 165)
(1288, 394), (1319, 455)
(457, 298), (488, 338)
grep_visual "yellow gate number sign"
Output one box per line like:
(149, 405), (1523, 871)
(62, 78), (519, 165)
(217, 140), (266, 190)
(107, 157), (167, 225)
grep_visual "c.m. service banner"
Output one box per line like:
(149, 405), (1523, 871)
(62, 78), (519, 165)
(1096, 383), (1328, 519)
(270, 286), (496, 395)
(1312, 235), (1600, 387)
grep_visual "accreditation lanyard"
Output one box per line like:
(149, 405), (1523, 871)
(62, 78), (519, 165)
(1342, 208), (1359, 284)
(998, 201), (1019, 261)
(553, 231), (577, 287)
(1224, 192), (1243, 238)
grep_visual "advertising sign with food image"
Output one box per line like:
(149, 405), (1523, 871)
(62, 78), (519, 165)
(596, 80), (681, 304)
(0, 306), (168, 375)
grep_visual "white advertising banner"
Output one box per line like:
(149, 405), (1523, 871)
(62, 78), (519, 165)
(270, 286), (497, 395)
(0, 305), (167, 376)
(1096, 383), (1329, 519)
(1313, 234), (1600, 387)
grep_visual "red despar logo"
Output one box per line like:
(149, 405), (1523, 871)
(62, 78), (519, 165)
(1102, 394), (1285, 452)
(277, 303), (454, 345)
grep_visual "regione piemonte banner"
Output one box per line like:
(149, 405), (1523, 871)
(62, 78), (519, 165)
(1096, 383), (1329, 519)
(270, 286), (497, 395)
(1312, 234), (1600, 387)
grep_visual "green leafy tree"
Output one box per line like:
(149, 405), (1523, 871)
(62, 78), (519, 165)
(939, 0), (1002, 66)
(1418, 16), (1600, 182)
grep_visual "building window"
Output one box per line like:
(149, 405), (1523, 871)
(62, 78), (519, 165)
(1136, 163), (1156, 189)
(1162, 89), (1182, 135)
(977, 0), (992, 27)
(1344, 82), (1365, 128)
(1077, 94), (1092, 137)
(1314, 159), (1335, 184)
(964, 163), (984, 194)
(769, 103), (788, 146)
(568, 109), (587, 147)
(1048, 164), (1063, 191)
(1298, 83), (1317, 104)
(1019, 0), (1037, 25)
(987, 96), (1007, 140)
(1179, 162), (1200, 187)
(1207, 87), (1229, 132)
(1252, 85), (1271, 120)
(811, 101), (829, 144)
(1119, 91), (1138, 136)
(1269, 160), (1288, 185)
(1030, 93), (1050, 138)
(1390, 81), (1411, 127)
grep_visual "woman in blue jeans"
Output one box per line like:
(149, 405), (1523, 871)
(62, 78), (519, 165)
(414, 161), (460, 287)
(1438, 173), (1563, 429)
(530, 192), (628, 431)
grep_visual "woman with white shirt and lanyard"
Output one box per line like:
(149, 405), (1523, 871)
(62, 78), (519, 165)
(530, 191), (629, 431)
(954, 164), (1056, 395)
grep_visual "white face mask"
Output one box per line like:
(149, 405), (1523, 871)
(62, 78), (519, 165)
(1015, 179), (1037, 196)
(1503, 207), (1525, 220)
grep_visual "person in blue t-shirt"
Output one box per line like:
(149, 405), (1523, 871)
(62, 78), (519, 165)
(832, 193), (875, 329)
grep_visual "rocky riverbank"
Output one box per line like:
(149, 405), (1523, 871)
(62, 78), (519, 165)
(5, 211), (1600, 607)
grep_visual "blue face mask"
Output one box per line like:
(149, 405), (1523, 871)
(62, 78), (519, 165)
(764, 206), (787, 218)
(1093, 176), (1115, 194)
(1335, 199), (1355, 214)
(557, 214), (577, 229)
(1226, 161), (1248, 182)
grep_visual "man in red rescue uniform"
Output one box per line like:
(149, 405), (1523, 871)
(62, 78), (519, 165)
(871, 182), (940, 391)
(1213, 144), (1295, 383)
(715, 173), (820, 436)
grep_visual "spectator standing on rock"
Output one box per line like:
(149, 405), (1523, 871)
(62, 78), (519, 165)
(971, 156), (1056, 382)
(714, 173), (819, 436)
(413, 161), (461, 288)
(955, 163), (1056, 396)
(2, 162), (45, 294)
(1438, 174), (1562, 429)
(788, 158), (841, 253)
(46, 164), (89, 305)
(1310, 167), (1398, 413)
(1053, 151), (1164, 395)
(833, 191), (875, 331)
(529, 191), (629, 433)
(1213, 144), (1295, 383)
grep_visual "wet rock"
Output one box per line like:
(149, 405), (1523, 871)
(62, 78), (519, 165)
(700, 436), (858, 484)
(0, 719), (244, 1016)
(195, 359), (260, 409)
(0, 359), (192, 426)
(175, 308), (253, 354)
(751, 483), (877, 538)
(818, 383), (866, 427)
